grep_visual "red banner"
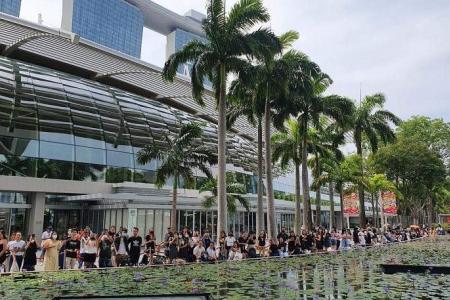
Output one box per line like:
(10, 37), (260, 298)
(381, 191), (397, 216)
(343, 193), (359, 216)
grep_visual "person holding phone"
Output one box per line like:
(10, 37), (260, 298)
(23, 234), (37, 271)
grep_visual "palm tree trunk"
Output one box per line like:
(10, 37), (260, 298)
(294, 162), (301, 235)
(171, 175), (178, 230)
(329, 181), (334, 230)
(301, 127), (312, 231)
(339, 187), (345, 231)
(256, 118), (264, 234)
(427, 196), (433, 228)
(375, 194), (380, 228)
(316, 189), (321, 227)
(216, 64), (227, 239)
(315, 155), (321, 227)
(355, 137), (366, 228)
(264, 97), (276, 239)
(371, 193), (375, 227)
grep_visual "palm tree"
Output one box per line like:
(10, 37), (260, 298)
(285, 72), (355, 231)
(136, 122), (217, 230)
(272, 118), (302, 234)
(307, 122), (345, 227)
(200, 174), (250, 214)
(227, 31), (301, 238)
(228, 75), (265, 234)
(162, 0), (280, 238)
(352, 93), (401, 227)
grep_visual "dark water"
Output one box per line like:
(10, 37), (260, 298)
(1, 238), (450, 299)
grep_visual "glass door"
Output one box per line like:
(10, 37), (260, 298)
(0, 208), (10, 235)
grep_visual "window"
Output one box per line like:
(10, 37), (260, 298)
(133, 169), (155, 184)
(73, 163), (105, 182)
(105, 167), (132, 183)
(0, 155), (37, 177)
(75, 146), (106, 165)
(39, 141), (74, 161)
(39, 125), (74, 144)
(37, 159), (73, 180)
(107, 150), (133, 168)
(0, 136), (39, 158)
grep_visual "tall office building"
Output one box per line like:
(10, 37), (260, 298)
(61, 0), (144, 58)
(0, 0), (21, 17)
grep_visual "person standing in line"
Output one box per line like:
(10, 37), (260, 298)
(40, 226), (53, 260)
(83, 234), (98, 268)
(128, 227), (142, 266)
(65, 231), (80, 269)
(142, 229), (156, 265)
(206, 242), (218, 262)
(79, 228), (90, 269)
(257, 231), (267, 257)
(167, 231), (178, 264)
(193, 240), (205, 262)
(98, 231), (113, 268)
(178, 228), (190, 262)
(108, 226), (117, 266)
(0, 230), (7, 272)
(22, 234), (38, 271)
(114, 228), (129, 267)
(225, 232), (235, 258)
(42, 232), (60, 271)
(7, 232), (26, 271)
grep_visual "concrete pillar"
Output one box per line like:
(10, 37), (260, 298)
(28, 192), (46, 242)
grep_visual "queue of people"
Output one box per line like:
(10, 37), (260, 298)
(0, 224), (432, 273)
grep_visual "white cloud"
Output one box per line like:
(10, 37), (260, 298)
(17, 0), (450, 121)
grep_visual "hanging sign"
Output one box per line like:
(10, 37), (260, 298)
(343, 193), (359, 216)
(381, 191), (397, 216)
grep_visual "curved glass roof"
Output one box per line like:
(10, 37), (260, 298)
(0, 57), (258, 182)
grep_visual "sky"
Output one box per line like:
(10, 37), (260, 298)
(19, 0), (450, 122)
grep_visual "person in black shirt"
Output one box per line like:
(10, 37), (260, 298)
(128, 227), (143, 266)
(238, 231), (248, 256)
(98, 231), (113, 268)
(23, 234), (37, 271)
(287, 233), (296, 254)
(65, 231), (80, 269)
(277, 227), (289, 242)
(257, 231), (267, 257)
(142, 230), (156, 265)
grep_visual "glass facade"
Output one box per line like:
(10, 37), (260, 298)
(71, 0), (143, 57)
(0, 0), (21, 17)
(0, 192), (29, 236)
(173, 29), (211, 87)
(0, 57), (259, 184)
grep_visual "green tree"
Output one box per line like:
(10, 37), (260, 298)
(229, 32), (309, 238)
(366, 173), (397, 228)
(272, 118), (302, 234)
(162, 0), (281, 238)
(397, 116), (450, 171)
(351, 93), (401, 227)
(136, 122), (217, 229)
(228, 67), (265, 234)
(285, 73), (354, 231)
(307, 120), (346, 227)
(373, 138), (447, 226)
(200, 173), (250, 215)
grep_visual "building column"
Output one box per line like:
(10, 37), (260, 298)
(28, 192), (46, 242)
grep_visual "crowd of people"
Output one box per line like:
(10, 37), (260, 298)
(0, 223), (436, 273)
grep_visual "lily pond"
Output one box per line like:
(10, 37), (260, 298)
(1, 238), (450, 300)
